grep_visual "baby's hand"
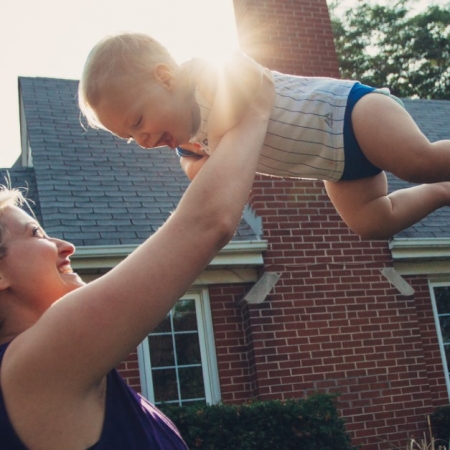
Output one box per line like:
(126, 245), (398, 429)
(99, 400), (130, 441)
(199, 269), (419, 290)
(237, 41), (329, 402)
(178, 144), (210, 181)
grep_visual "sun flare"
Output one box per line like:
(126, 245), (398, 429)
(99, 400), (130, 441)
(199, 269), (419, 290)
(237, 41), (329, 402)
(0, 0), (241, 168)
(156, 0), (240, 65)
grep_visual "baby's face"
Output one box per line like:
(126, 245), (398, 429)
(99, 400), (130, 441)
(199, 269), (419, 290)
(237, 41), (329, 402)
(93, 68), (199, 150)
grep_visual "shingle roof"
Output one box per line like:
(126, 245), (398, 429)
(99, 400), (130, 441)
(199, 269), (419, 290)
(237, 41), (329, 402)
(8, 76), (255, 246)
(401, 98), (450, 143)
(2, 77), (450, 243)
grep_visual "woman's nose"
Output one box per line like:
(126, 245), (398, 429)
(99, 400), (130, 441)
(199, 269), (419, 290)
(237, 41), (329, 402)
(55, 239), (76, 256)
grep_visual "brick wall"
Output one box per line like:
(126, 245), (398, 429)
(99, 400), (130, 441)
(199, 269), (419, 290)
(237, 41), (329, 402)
(210, 2), (450, 448)
(117, 350), (141, 391)
(210, 178), (448, 449)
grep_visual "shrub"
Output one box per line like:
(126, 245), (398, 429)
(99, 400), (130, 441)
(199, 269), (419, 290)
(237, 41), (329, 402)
(160, 393), (358, 450)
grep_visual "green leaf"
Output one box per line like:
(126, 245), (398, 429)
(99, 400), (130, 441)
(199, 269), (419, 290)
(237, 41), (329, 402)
(330, 0), (450, 99)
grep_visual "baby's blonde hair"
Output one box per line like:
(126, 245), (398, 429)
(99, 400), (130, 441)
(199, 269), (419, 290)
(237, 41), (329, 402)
(78, 32), (179, 129)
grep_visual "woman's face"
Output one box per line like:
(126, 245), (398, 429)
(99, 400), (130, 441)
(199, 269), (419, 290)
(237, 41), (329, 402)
(0, 206), (85, 308)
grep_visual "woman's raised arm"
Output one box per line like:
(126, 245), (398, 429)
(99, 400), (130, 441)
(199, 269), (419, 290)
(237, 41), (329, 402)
(5, 69), (275, 391)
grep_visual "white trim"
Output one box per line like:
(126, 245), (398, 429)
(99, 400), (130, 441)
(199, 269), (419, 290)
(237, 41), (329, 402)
(195, 289), (221, 404)
(71, 240), (267, 285)
(390, 238), (450, 275)
(137, 339), (154, 400)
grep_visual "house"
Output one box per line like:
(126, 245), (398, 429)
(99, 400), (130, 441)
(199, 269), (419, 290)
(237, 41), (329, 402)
(2, 1), (450, 448)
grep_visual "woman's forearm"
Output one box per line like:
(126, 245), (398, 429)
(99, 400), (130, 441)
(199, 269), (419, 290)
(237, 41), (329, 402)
(175, 69), (274, 244)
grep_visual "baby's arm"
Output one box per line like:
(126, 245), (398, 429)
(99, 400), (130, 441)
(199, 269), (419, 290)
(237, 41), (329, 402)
(190, 53), (270, 149)
(209, 53), (266, 140)
(179, 58), (273, 178)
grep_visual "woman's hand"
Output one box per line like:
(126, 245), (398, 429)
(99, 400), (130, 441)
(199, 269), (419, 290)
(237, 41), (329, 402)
(177, 143), (210, 180)
(180, 154), (209, 181)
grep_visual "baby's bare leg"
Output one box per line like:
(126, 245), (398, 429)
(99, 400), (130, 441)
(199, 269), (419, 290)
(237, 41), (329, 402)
(352, 93), (450, 183)
(325, 174), (450, 240)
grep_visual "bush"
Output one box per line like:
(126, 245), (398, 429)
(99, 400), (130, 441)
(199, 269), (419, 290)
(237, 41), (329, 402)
(431, 406), (450, 444)
(160, 393), (358, 450)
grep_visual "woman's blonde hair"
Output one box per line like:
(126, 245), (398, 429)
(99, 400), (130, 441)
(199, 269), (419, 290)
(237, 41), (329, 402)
(0, 185), (27, 261)
(78, 32), (179, 129)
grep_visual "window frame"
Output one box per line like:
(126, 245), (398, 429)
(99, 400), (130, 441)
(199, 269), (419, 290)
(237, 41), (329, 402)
(429, 280), (450, 398)
(137, 288), (221, 405)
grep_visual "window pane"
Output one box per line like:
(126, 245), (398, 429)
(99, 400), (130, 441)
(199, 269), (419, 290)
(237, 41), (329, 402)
(445, 345), (450, 372)
(439, 316), (450, 344)
(153, 369), (178, 402)
(179, 366), (205, 399)
(153, 313), (172, 333)
(148, 335), (175, 367)
(173, 299), (198, 332)
(175, 333), (201, 365)
(435, 287), (450, 314)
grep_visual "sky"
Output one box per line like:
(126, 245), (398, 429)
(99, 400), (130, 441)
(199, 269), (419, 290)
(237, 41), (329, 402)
(0, 0), (239, 168)
(0, 0), (442, 168)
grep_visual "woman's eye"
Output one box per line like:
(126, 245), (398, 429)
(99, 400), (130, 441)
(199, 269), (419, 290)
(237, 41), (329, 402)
(32, 226), (44, 237)
(134, 117), (142, 127)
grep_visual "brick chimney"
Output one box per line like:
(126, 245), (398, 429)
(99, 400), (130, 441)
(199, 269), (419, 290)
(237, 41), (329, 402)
(233, 0), (340, 77)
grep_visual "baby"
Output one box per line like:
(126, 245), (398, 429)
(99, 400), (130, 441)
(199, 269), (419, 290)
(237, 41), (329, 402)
(79, 32), (450, 240)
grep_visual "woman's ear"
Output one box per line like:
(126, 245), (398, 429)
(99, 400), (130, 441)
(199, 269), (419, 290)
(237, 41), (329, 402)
(0, 267), (10, 291)
(153, 63), (176, 91)
(0, 274), (9, 292)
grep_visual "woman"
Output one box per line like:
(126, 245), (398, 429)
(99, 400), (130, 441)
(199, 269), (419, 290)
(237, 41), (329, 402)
(0, 72), (274, 449)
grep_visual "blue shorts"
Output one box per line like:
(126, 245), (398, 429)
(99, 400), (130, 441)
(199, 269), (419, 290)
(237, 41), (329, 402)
(340, 83), (382, 181)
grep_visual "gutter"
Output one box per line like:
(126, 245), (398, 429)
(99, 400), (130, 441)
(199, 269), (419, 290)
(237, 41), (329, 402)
(389, 238), (450, 276)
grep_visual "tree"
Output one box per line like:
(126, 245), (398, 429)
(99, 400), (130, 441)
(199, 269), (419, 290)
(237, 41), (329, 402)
(329, 0), (450, 99)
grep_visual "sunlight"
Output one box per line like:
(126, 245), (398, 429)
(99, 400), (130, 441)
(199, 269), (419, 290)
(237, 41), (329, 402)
(150, 0), (240, 65)
(0, 0), (241, 168)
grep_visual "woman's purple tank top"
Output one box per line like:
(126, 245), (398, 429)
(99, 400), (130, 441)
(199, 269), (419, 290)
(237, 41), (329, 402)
(0, 342), (188, 449)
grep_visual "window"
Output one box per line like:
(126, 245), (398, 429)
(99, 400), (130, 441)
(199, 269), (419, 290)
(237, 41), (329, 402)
(430, 283), (450, 397)
(137, 289), (221, 406)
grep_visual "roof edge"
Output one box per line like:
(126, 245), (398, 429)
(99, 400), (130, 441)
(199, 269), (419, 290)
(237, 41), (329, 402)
(71, 240), (268, 270)
(390, 237), (450, 276)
